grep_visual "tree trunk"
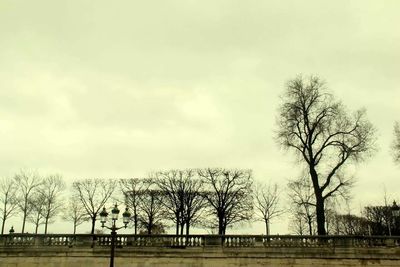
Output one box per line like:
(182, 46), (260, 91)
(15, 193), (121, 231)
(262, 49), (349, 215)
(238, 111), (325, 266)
(315, 195), (326, 235)
(308, 216), (313, 235)
(1, 221), (4, 235)
(1, 210), (6, 235)
(148, 216), (153, 235)
(21, 210), (27, 233)
(186, 221), (190, 236)
(310, 165), (326, 235)
(44, 217), (49, 234)
(73, 223), (77, 235)
(134, 214), (138, 235)
(180, 222), (184, 236)
(222, 219), (227, 235)
(21, 198), (28, 233)
(218, 214), (224, 235)
(175, 218), (179, 235)
(265, 219), (270, 235)
(90, 216), (96, 235)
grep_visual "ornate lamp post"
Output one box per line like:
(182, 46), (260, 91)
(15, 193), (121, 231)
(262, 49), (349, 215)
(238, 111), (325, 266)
(100, 204), (131, 267)
(392, 201), (400, 217)
(392, 201), (400, 235)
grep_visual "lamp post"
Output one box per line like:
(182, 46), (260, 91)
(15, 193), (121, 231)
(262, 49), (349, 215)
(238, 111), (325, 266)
(100, 204), (131, 267)
(391, 201), (400, 235)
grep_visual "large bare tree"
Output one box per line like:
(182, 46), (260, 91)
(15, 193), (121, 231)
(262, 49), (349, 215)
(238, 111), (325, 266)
(276, 76), (376, 235)
(0, 177), (19, 234)
(40, 174), (66, 234)
(198, 168), (253, 235)
(72, 178), (116, 234)
(14, 170), (43, 233)
(254, 182), (283, 235)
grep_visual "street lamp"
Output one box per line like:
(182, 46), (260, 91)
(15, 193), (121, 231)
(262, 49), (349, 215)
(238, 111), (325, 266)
(392, 201), (400, 217)
(391, 201), (400, 236)
(100, 204), (131, 267)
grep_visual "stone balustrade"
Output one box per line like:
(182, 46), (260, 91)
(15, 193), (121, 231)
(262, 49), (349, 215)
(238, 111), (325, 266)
(1, 234), (400, 248)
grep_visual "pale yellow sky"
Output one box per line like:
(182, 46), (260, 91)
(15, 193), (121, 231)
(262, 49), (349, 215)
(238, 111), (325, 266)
(0, 0), (399, 234)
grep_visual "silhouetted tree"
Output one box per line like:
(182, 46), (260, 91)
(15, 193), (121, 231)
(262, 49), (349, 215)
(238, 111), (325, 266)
(72, 178), (116, 234)
(27, 192), (46, 234)
(330, 212), (369, 235)
(119, 178), (145, 235)
(40, 174), (66, 234)
(363, 204), (400, 235)
(0, 177), (19, 234)
(62, 197), (89, 234)
(288, 176), (316, 235)
(137, 180), (165, 235)
(289, 206), (310, 235)
(276, 75), (376, 235)
(15, 170), (43, 233)
(153, 170), (186, 235)
(364, 205), (387, 235)
(154, 169), (206, 236)
(181, 173), (206, 236)
(254, 182), (283, 235)
(198, 168), (253, 235)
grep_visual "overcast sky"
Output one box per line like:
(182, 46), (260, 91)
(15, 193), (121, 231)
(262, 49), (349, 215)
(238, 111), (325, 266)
(1, 0), (399, 234)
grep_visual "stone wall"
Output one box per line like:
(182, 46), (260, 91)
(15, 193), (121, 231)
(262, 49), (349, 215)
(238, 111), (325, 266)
(1, 234), (400, 267)
(1, 246), (400, 267)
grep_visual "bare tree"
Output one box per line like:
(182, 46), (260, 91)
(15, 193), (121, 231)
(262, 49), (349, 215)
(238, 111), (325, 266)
(154, 169), (206, 236)
(119, 178), (145, 235)
(14, 170), (43, 233)
(392, 121), (400, 164)
(137, 180), (165, 235)
(27, 192), (46, 234)
(182, 173), (206, 236)
(287, 176), (316, 235)
(153, 170), (187, 235)
(198, 168), (253, 235)
(330, 212), (369, 235)
(276, 75), (376, 235)
(0, 177), (19, 234)
(288, 206), (313, 235)
(40, 174), (66, 234)
(62, 198), (89, 234)
(254, 182), (284, 235)
(72, 178), (116, 234)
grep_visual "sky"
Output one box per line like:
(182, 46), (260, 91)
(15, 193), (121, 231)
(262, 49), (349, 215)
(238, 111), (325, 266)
(0, 0), (399, 234)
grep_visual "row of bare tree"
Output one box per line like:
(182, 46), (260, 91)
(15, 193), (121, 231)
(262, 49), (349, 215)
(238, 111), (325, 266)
(0, 168), (284, 236)
(0, 170), (65, 235)
(70, 168), (285, 235)
(1, 168), (399, 236)
(289, 200), (400, 236)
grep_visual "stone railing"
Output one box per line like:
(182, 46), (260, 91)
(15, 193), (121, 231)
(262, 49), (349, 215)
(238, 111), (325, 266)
(1, 234), (400, 248)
